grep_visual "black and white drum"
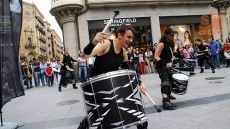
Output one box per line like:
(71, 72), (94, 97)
(196, 53), (206, 58)
(182, 59), (195, 72)
(172, 58), (182, 72)
(81, 70), (147, 129)
(171, 74), (189, 95)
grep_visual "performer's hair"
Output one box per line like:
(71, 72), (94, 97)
(195, 39), (201, 42)
(115, 24), (136, 38)
(159, 35), (166, 43)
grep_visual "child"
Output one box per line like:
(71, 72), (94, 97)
(45, 63), (53, 87)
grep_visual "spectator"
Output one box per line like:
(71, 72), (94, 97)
(32, 58), (40, 87)
(208, 37), (220, 69)
(46, 63), (53, 87)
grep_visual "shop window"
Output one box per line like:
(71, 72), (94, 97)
(88, 25), (153, 52)
(160, 24), (211, 47)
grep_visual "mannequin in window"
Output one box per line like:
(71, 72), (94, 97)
(184, 30), (191, 46)
(174, 31), (182, 45)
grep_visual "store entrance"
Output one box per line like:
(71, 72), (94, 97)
(88, 25), (153, 52)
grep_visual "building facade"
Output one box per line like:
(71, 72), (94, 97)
(227, 7), (230, 37)
(19, 1), (63, 62)
(50, 0), (230, 55)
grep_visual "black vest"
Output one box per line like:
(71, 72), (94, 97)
(62, 54), (71, 68)
(90, 40), (123, 77)
(160, 40), (174, 63)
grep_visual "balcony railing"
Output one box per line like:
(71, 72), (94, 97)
(40, 46), (47, 51)
(36, 24), (45, 35)
(20, 55), (26, 59)
(38, 54), (47, 60)
(39, 36), (46, 43)
(25, 43), (36, 49)
(35, 16), (45, 26)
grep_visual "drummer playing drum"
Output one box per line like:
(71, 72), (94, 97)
(77, 25), (148, 129)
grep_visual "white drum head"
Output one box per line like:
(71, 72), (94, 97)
(172, 74), (189, 80)
(67, 68), (74, 71)
(184, 59), (195, 62)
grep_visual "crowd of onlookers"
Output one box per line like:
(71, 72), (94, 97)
(20, 57), (61, 89)
(125, 36), (230, 75)
(20, 54), (96, 89)
(19, 32), (230, 89)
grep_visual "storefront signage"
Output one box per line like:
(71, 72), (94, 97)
(88, 17), (150, 30)
(103, 18), (137, 26)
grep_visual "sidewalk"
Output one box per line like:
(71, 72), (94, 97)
(2, 68), (230, 129)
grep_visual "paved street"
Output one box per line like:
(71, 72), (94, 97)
(2, 68), (230, 129)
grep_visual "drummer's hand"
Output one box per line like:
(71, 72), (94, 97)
(140, 83), (147, 94)
(65, 65), (69, 69)
(92, 32), (108, 45)
(166, 63), (172, 69)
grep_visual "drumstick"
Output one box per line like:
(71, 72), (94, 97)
(102, 9), (120, 33)
(144, 92), (162, 112)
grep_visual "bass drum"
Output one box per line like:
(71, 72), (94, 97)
(171, 74), (189, 95)
(81, 70), (147, 129)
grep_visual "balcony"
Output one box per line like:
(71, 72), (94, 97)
(40, 46), (47, 51)
(87, 0), (214, 7)
(39, 36), (46, 43)
(25, 43), (36, 49)
(35, 16), (44, 26)
(38, 54), (47, 60)
(48, 43), (51, 46)
(49, 50), (52, 54)
(36, 24), (45, 35)
(20, 54), (26, 59)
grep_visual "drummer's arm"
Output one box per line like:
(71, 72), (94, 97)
(59, 56), (65, 67)
(82, 40), (110, 59)
(154, 43), (166, 66)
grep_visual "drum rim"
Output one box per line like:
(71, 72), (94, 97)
(172, 73), (189, 80)
(81, 70), (136, 87)
(183, 59), (195, 62)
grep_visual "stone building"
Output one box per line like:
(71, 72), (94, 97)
(19, 1), (63, 62)
(227, 8), (230, 38)
(50, 0), (230, 77)
(50, 0), (230, 53)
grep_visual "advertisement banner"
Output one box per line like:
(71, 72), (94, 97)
(0, 0), (24, 109)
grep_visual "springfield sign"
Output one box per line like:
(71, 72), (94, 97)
(103, 18), (137, 26)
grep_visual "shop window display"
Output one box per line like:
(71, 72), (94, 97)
(161, 24), (211, 46)
(88, 26), (153, 51)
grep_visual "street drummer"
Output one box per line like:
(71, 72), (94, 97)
(58, 48), (78, 92)
(78, 24), (148, 129)
(195, 39), (215, 73)
(154, 28), (177, 110)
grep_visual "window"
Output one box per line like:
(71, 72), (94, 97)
(28, 37), (32, 45)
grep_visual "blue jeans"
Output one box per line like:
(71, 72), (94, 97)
(40, 72), (47, 85)
(53, 72), (58, 84)
(211, 54), (220, 68)
(47, 76), (52, 86)
(78, 66), (87, 83)
(27, 77), (32, 87)
(33, 72), (40, 86)
(195, 57), (199, 68)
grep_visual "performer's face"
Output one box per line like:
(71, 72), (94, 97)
(166, 33), (174, 41)
(119, 30), (133, 48)
(64, 49), (68, 54)
(174, 33), (179, 40)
